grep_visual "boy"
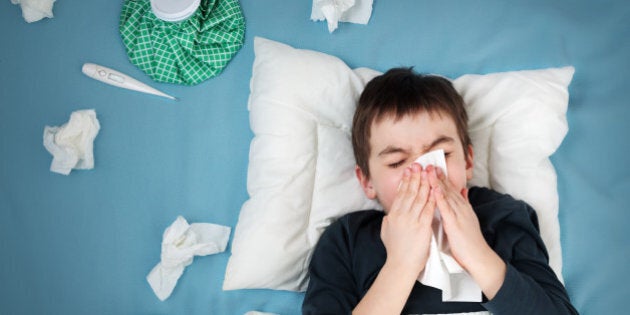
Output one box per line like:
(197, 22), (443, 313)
(302, 68), (577, 314)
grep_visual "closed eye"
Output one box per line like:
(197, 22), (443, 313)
(388, 160), (406, 168)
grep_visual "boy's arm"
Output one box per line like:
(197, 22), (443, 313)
(304, 164), (436, 314)
(303, 208), (432, 315)
(481, 200), (578, 314)
(430, 167), (507, 299)
(483, 263), (578, 314)
(354, 164), (436, 314)
(352, 259), (421, 314)
(430, 169), (577, 314)
(302, 217), (359, 314)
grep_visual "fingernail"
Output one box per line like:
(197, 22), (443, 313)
(403, 168), (411, 177)
(412, 163), (420, 172)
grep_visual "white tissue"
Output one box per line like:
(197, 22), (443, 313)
(311, 0), (373, 33)
(147, 216), (231, 301)
(414, 149), (482, 302)
(43, 109), (100, 175)
(11, 0), (56, 23)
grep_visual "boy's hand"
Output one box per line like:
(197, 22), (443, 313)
(426, 166), (486, 268)
(427, 166), (506, 299)
(381, 163), (435, 278)
(354, 164), (436, 314)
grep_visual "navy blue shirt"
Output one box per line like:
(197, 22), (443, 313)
(302, 187), (578, 314)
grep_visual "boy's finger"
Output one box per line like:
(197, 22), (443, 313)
(419, 190), (436, 225)
(400, 163), (422, 211)
(434, 186), (456, 221)
(461, 188), (469, 201)
(428, 165), (447, 192)
(394, 165), (419, 213)
(397, 167), (411, 193)
(409, 163), (422, 189)
(410, 169), (430, 217)
(435, 166), (447, 180)
(390, 167), (411, 213)
(427, 168), (462, 215)
(431, 166), (462, 205)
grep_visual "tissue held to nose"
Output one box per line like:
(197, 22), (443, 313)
(414, 149), (482, 302)
(43, 109), (100, 175)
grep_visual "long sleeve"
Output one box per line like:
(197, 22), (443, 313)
(483, 264), (578, 314)
(303, 188), (579, 314)
(472, 187), (579, 315)
(302, 216), (359, 315)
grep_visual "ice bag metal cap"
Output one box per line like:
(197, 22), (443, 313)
(150, 0), (200, 22)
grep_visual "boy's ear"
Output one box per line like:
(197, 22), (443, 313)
(465, 145), (474, 180)
(355, 165), (377, 199)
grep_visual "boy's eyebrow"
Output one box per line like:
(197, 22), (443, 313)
(424, 136), (454, 151)
(377, 146), (408, 157)
(377, 136), (454, 157)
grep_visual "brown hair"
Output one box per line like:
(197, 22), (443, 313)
(351, 67), (471, 178)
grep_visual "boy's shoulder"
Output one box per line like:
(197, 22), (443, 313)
(469, 186), (512, 206)
(469, 186), (541, 234)
(319, 209), (383, 243)
(338, 209), (384, 222)
(469, 186), (534, 213)
(331, 209), (384, 231)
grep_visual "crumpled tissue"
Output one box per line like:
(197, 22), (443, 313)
(43, 109), (100, 175)
(415, 149), (482, 302)
(147, 216), (231, 301)
(311, 0), (373, 33)
(11, 0), (56, 23)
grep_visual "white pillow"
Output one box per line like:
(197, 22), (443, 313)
(223, 37), (574, 292)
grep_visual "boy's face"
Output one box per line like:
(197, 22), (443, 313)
(356, 111), (474, 212)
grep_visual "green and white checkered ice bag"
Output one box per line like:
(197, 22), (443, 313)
(120, 0), (245, 85)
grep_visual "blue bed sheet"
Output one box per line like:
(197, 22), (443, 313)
(1, 1), (628, 314)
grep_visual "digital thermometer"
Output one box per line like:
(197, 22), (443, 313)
(82, 63), (177, 101)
